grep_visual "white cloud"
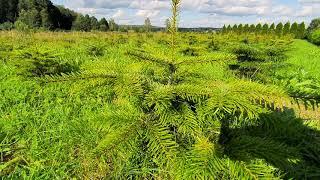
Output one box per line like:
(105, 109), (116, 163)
(53, 0), (320, 27)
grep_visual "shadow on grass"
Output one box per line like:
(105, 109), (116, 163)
(223, 109), (320, 179)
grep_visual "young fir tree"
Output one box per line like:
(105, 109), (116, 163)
(290, 22), (298, 38)
(43, 0), (295, 178)
(237, 24), (243, 34)
(262, 23), (269, 34)
(90, 16), (99, 30)
(249, 24), (256, 33)
(232, 24), (238, 32)
(222, 25), (227, 34)
(283, 22), (291, 35)
(298, 22), (306, 39)
(255, 23), (262, 34)
(243, 24), (249, 33)
(276, 22), (284, 36)
(269, 23), (275, 33)
(227, 24), (232, 33)
(98, 18), (109, 31)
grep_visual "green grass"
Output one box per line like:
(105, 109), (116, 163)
(287, 40), (320, 79)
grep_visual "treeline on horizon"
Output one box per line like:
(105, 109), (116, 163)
(0, 0), (116, 31)
(221, 22), (306, 39)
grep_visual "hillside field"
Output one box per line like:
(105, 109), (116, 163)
(0, 31), (320, 179)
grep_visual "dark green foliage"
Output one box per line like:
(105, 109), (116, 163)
(86, 44), (105, 57)
(233, 44), (265, 62)
(297, 22), (306, 39)
(262, 24), (269, 34)
(13, 48), (80, 77)
(232, 24), (238, 32)
(222, 25), (227, 33)
(98, 18), (109, 31)
(0, 22), (14, 30)
(226, 110), (320, 179)
(307, 19), (320, 45)
(237, 24), (243, 34)
(230, 42), (288, 79)
(0, 0), (19, 23)
(243, 24), (249, 32)
(227, 25), (232, 32)
(188, 35), (198, 45)
(55, 5), (77, 30)
(0, 0), (104, 31)
(255, 23), (262, 34)
(270, 23), (275, 32)
(308, 29), (320, 46)
(290, 22), (298, 37)
(276, 23), (283, 36)
(283, 22), (291, 35)
(249, 24), (255, 33)
(90, 17), (99, 30)
(72, 14), (93, 32)
(222, 22), (302, 38)
(307, 18), (320, 35)
(208, 40), (220, 51)
(180, 47), (200, 56)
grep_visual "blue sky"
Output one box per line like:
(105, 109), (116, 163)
(52, 0), (320, 27)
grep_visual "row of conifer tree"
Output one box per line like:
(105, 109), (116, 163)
(222, 22), (306, 38)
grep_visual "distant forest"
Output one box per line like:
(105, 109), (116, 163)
(0, 0), (112, 31)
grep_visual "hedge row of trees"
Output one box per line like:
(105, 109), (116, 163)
(222, 22), (306, 38)
(0, 0), (115, 31)
(306, 18), (320, 45)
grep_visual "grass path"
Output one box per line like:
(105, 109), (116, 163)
(284, 40), (320, 120)
(287, 40), (320, 79)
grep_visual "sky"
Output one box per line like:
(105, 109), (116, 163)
(51, 0), (320, 28)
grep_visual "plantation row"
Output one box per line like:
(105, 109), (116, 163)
(222, 22), (306, 38)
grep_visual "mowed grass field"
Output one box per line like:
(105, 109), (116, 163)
(0, 31), (319, 179)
